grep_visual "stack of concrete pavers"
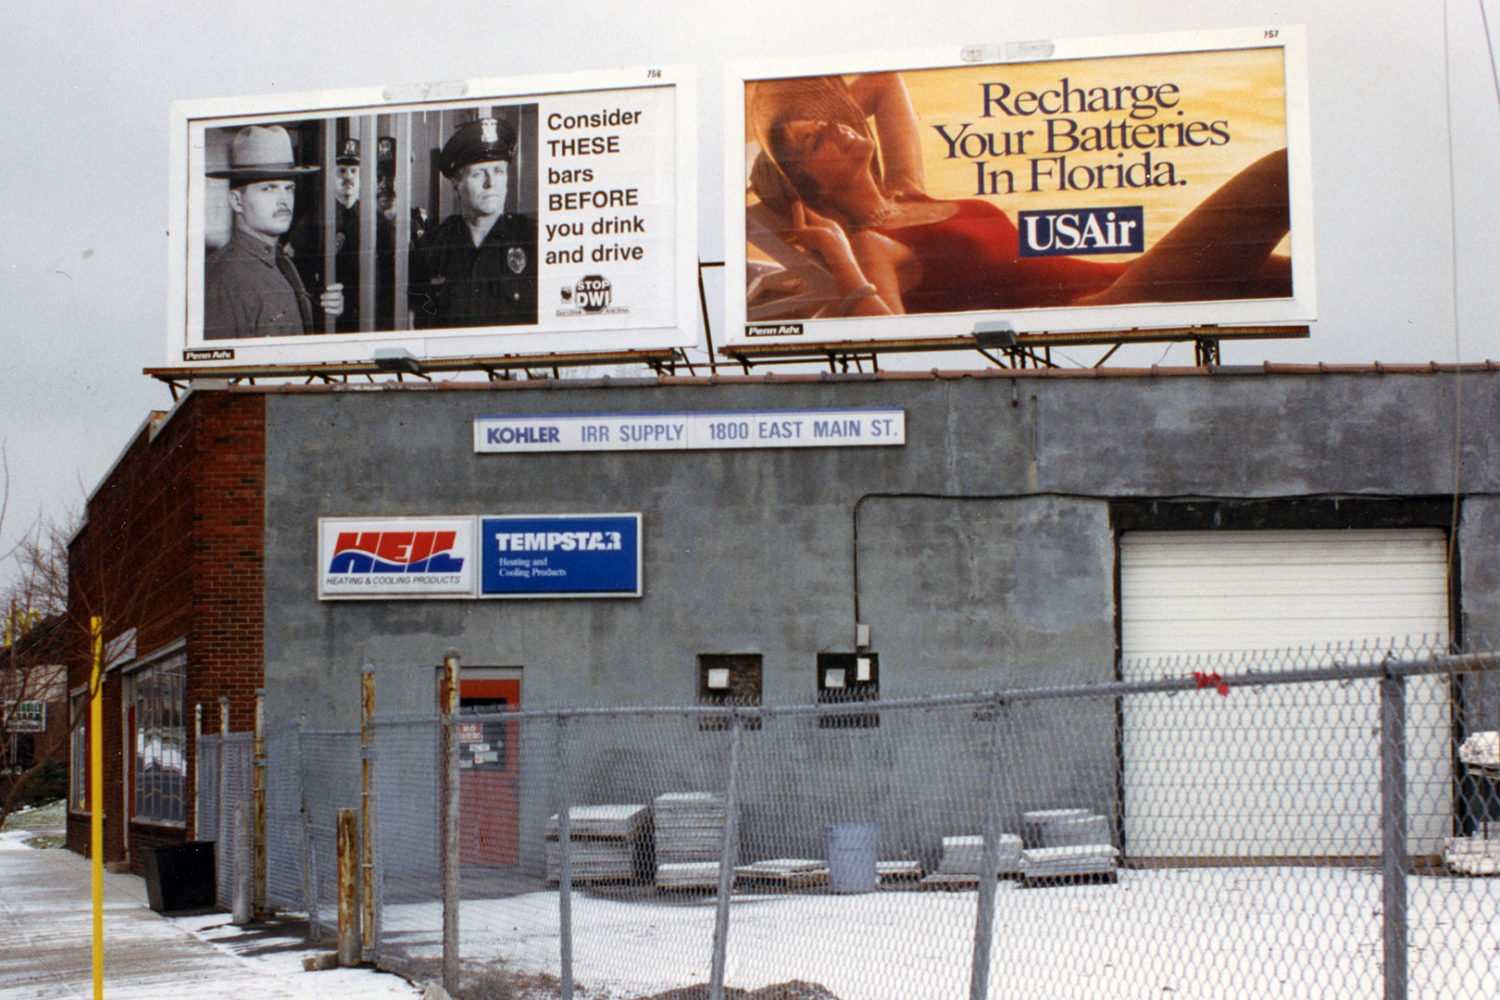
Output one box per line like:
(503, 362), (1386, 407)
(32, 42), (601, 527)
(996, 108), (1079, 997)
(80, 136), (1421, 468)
(733, 858), (830, 890)
(653, 792), (727, 889)
(919, 833), (1021, 888)
(1459, 731), (1499, 779)
(545, 804), (651, 883)
(941, 834), (1023, 876)
(1020, 808), (1118, 884)
(1020, 808), (1090, 846)
(655, 861), (726, 890)
(653, 792), (726, 863)
(1443, 835), (1500, 876)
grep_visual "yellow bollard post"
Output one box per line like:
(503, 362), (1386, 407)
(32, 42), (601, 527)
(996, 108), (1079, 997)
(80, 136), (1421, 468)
(90, 616), (104, 1000)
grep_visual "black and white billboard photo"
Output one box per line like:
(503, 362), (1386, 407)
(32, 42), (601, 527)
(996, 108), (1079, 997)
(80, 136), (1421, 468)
(167, 67), (696, 369)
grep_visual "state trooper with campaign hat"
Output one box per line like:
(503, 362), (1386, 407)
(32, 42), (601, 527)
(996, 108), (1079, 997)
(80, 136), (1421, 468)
(203, 124), (344, 339)
(409, 115), (538, 329)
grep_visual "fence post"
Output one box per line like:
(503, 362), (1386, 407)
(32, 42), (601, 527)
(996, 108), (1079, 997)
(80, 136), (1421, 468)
(297, 715), (317, 936)
(441, 652), (461, 995)
(709, 711), (746, 1000)
(193, 703), (203, 841)
(1380, 662), (1409, 1000)
(232, 800), (253, 925)
(253, 687), (268, 921)
(218, 696), (229, 848)
(555, 714), (574, 1000)
(337, 807), (361, 966)
(360, 665), (375, 960)
(969, 696), (1007, 1000)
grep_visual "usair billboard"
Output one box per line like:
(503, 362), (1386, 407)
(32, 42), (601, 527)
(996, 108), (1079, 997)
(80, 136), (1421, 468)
(725, 27), (1314, 348)
(167, 67), (696, 369)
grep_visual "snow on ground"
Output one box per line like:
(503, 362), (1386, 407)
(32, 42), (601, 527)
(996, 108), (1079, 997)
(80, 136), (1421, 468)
(0, 823), (426, 1000)
(171, 911), (427, 1000)
(376, 867), (1500, 1000)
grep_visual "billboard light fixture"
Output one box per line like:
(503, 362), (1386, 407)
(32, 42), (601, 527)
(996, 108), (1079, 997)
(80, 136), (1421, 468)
(374, 348), (423, 376)
(960, 40), (1056, 63)
(973, 321), (1017, 349)
(380, 80), (469, 104)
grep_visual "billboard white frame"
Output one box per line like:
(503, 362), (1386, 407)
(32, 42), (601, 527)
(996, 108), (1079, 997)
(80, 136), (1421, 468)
(723, 26), (1314, 349)
(169, 66), (697, 370)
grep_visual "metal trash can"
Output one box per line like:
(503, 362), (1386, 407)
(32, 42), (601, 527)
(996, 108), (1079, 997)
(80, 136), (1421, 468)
(825, 823), (878, 894)
(142, 841), (218, 914)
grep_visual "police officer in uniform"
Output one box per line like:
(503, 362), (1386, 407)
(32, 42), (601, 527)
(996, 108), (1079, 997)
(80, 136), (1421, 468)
(331, 137), (364, 333)
(410, 116), (537, 329)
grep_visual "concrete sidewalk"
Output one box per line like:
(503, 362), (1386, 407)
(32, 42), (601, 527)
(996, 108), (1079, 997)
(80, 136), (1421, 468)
(0, 827), (425, 1000)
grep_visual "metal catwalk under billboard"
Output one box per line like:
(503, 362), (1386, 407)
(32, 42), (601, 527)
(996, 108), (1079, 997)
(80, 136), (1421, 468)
(167, 67), (696, 370)
(725, 27), (1314, 348)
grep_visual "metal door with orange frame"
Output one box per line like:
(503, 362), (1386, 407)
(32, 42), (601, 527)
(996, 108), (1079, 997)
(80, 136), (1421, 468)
(457, 677), (520, 866)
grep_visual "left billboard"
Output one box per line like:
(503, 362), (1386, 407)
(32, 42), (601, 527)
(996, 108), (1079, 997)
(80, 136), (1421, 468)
(168, 67), (696, 370)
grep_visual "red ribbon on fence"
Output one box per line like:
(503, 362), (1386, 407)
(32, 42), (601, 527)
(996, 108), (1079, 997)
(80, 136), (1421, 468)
(1192, 671), (1230, 697)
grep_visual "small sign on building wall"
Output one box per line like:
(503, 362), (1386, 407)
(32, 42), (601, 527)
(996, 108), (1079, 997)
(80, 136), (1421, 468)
(4, 701), (46, 733)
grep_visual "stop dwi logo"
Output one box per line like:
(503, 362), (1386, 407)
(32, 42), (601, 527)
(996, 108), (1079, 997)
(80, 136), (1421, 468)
(573, 275), (612, 312)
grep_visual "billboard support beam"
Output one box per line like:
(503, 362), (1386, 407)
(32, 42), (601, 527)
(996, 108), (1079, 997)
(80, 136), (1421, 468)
(146, 348), (688, 399)
(723, 326), (1308, 373)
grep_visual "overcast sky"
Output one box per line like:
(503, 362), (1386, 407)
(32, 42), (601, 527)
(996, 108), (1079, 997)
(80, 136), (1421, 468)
(2, 0), (1498, 589)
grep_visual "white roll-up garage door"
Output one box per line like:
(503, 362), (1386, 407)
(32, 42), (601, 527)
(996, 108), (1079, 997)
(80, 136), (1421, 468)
(1120, 528), (1451, 860)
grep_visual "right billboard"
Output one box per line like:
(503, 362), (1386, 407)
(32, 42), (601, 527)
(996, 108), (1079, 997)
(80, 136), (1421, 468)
(725, 27), (1313, 348)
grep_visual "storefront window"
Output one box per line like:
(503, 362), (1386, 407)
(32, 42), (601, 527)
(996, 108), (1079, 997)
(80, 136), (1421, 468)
(69, 690), (87, 812)
(133, 650), (186, 824)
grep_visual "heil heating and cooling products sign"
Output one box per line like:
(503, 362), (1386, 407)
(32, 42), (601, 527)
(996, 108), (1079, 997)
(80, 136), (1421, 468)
(318, 518), (477, 598)
(317, 514), (641, 600)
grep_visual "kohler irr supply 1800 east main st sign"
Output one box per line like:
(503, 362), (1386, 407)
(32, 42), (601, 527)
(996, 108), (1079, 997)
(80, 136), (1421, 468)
(474, 407), (905, 453)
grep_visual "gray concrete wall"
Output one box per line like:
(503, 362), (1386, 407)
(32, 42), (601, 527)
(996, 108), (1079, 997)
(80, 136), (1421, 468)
(255, 369), (1500, 861)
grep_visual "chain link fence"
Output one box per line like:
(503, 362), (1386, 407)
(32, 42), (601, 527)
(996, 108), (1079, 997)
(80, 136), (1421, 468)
(193, 731), (253, 911)
(297, 727), (361, 937)
(223, 643), (1500, 999)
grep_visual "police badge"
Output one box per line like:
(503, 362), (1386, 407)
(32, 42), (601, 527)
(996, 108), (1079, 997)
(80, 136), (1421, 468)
(508, 246), (527, 274)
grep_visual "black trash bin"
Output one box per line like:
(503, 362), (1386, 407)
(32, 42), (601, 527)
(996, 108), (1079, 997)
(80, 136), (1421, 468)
(142, 841), (217, 914)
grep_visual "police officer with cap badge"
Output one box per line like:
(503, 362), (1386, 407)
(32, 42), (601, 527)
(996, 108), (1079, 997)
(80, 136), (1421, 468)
(331, 137), (364, 332)
(410, 116), (537, 328)
(317, 136), (399, 332)
(204, 124), (343, 339)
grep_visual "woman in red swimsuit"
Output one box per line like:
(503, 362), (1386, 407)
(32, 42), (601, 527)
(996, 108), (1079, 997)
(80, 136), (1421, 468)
(748, 73), (1292, 318)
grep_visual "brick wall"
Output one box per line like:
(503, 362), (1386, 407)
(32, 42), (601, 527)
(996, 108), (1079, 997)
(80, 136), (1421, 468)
(66, 391), (266, 872)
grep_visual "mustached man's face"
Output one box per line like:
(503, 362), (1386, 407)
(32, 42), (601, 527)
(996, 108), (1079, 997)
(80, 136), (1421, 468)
(231, 180), (296, 243)
(336, 164), (359, 207)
